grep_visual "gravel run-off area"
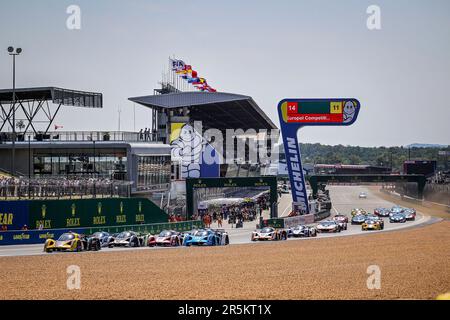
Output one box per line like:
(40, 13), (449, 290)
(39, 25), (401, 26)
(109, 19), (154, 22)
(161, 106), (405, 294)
(1, 220), (449, 300)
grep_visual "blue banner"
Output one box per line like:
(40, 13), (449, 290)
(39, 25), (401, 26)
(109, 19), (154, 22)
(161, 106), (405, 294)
(0, 201), (30, 231)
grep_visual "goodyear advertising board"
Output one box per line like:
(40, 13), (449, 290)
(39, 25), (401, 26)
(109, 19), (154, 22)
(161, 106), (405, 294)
(0, 201), (29, 231)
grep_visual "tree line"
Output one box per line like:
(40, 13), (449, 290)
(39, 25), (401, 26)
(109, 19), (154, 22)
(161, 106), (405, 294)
(297, 143), (450, 172)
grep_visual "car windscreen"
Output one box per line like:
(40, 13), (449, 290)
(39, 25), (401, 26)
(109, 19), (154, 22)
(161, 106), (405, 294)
(58, 234), (75, 241)
(261, 228), (273, 233)
(194, 230), (208, 237)
(159, 231), (172, 237)
(117, 232), (131, 238)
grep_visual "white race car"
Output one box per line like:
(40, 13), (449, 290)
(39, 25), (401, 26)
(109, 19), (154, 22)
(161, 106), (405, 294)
(316, 220), (341, 233)
(251, 227), (288, 241)
(288, 225), (317, 238)
(359, 192), (367, 199)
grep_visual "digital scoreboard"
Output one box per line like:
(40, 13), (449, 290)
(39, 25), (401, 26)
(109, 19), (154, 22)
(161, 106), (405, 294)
(280, 99), (360, 125)
(277, 98), (361, 215)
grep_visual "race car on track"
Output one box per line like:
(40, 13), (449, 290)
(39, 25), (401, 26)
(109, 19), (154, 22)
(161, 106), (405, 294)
(351, 214), (367, 225)
(403, 208), (417, 221)
(374, 207), (390, 217)
(332, 215), (348, 230)
(183, 229), (229, 246)
(109, 231), (145, 247)
(44, 232), (101, 253)
(359, 192), (367, 199)
(333, 214), (349, 223)
(389, 213), (407, 223)
(362, 219), (383, 231)
(389, 206), (405, 216)
(351, 208), (367, 217)
(288, 225), (317, 238)
(251, 227), (288, 241)
(316, 220), (342, 233)
(89, 231), (115, 247)
(365, 215), (385, 229)
(147, 230), (182, 247)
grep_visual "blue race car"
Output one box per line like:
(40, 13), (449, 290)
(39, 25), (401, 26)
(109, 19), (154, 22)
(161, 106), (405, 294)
(183, 229), (229, 246)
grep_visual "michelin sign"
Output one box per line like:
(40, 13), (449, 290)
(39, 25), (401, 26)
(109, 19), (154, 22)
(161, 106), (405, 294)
(277, 98), (360, 214)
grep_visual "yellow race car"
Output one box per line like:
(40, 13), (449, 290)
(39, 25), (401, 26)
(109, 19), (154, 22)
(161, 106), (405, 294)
(361, 219), (383, 231)
(351, 208), (367, 217)
(44, 232), (101, 253)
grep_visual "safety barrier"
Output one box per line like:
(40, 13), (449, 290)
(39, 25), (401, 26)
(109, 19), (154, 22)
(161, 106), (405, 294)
(0, 220), (204, 246)
(262, 209), (330, 228)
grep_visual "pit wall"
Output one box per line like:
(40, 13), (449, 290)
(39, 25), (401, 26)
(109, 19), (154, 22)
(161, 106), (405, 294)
(0, 198), (168, 231)
(0, 220), (204, 246)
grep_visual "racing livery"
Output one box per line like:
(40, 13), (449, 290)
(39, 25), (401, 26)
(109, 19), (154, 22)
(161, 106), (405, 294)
(89, 231), (115, 247)
(351, 208), (367, 217)
(362, 219), (383, 231)
(351, 214), (367, 225)
(44, 232), (101, 253)
(316, 220), (342, 233)
(374, 208), (390, 217)
(288, 225), (317, 238)
(251, 227), (288, 241)
(183, 229), (229, 246)
(110, 231), (145, 247)
(148, 230), (182, 247)
(390, 213), (407, 223)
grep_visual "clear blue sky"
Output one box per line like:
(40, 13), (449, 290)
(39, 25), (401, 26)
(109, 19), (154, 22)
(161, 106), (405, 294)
(1, 0), (449, 147)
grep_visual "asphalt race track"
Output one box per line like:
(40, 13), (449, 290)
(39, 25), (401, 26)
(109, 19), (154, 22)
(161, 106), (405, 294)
(0, 185), (433, 257)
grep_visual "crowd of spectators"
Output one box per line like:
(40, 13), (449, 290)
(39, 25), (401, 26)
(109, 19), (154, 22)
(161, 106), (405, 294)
(189, 193), (271, 228)
(0, 176), (131, 199)
(430, 171), (450, 185)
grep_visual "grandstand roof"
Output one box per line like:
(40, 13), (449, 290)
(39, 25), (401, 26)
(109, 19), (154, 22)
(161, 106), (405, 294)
(129, 91), (277, 130)
(0, 87), (102, 108)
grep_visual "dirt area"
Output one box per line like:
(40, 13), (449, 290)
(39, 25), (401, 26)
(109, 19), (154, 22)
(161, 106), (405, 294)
(369, 186), (450, 219)
(1, 220), (449, 300)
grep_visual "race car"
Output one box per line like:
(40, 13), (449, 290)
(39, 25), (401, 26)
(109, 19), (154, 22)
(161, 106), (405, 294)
(389, 213), (407, 223)
(333, 214), (349, 223)
(89, 231), (115, 247)
(109, 231), (145, 247)
(183, 229), (229, 246)
(288, 225), (317, 238)
(44, 232), (101, 253)
(147, 230), (182, 247)
(365, 215), (385, 229)
(389, 206), (405, 216)
(403, 208), (416, 221)
(359, 192), (367, 199)
(316, 220), (341, 233)
(351, 214), (367, 225)
(374, 207), (390, 217)
(362, 219), (383, 231)
(332, 215), (348, 230)
(351, 208), (367, 217)
(251, 227), (288, 241)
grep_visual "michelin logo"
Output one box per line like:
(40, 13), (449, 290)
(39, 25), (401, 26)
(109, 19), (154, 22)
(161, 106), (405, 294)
(286, 137), (308, 212)
(171, 124), (206, 178)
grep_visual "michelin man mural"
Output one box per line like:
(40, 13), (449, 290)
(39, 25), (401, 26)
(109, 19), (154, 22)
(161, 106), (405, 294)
(171, 124), (206, 178)
(343, 101), (357, 124)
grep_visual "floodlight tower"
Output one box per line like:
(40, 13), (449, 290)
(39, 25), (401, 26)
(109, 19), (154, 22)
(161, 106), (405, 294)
(7, 46), (22, 176)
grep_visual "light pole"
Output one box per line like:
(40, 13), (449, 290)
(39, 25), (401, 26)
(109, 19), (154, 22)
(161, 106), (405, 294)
(7, 46), (22, 176)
